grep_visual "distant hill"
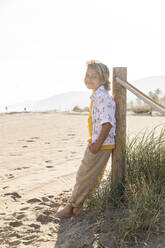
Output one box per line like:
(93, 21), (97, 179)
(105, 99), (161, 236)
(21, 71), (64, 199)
(1, 76), (165, 112)
(2, 91), (91, 112)
(127, 76), (165, 101)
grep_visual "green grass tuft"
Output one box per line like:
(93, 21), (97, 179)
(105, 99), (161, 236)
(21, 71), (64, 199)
(85, 124), (165, 246)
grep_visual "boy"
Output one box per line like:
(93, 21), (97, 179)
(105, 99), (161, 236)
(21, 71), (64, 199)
(55, 60), (116, 218)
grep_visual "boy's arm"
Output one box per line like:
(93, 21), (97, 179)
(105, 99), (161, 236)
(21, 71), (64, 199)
(89, 122), (112, 154)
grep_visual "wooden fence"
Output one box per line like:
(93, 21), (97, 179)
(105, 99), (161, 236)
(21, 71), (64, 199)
(111, 67), (165, 190)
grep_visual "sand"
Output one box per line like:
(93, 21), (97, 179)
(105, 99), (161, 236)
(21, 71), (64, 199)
(0, 112), (164, 248)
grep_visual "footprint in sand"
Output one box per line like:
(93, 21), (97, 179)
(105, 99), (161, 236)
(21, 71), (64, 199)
(48, 202), (60, 208)
(14, 167), (22, 170)
(34, 206), (45, 210)
(48, 195), (54, 199)
(20, 207), (29, 211)
(14, 166), (29, 170)
(68, 134), (75, 137)
(2, 186), (9, 189)
(38, 202), (49, 207)
(22, 235), (38, 245)
(26, 139), (35, 142)
(9, 221), (23, 227)
(15, 214), (26, 220)
(41, 197), (49, 202)
(27, 198), (41, 204)
(23, 166), (29, 169)
(45, 160), (52, 163)
(36, 214), (55, 224)
(8, 240), (21, 246)
(4, 192), (21, 200)
(7, 232), (22, 238)
(22, 145), (28, 148)
(0, 213), (5, 216)
(9, 153), (18, 156)
(22, 234), (38, 241)
(28, 223), (40, 229)
(46, 165), (54, 168)
(8, 174), (14, 179)
(22, 241), (33, 245)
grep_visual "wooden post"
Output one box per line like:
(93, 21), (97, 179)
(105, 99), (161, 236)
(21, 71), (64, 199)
(112, 67), (127, 191)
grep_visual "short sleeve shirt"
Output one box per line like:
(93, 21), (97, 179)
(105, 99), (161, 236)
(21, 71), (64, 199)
(90, 85), (116, 146)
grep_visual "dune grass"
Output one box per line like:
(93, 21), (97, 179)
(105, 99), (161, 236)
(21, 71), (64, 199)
(85, 125), (165, 246)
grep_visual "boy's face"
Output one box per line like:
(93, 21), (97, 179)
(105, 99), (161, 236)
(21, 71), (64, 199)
(84, 68), (103, 91)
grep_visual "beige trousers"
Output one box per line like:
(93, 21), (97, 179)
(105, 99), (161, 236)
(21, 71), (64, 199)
(69, 144), (112, 208)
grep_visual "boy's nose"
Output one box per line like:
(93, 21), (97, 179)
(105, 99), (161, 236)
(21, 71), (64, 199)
(85, 78), (90, 83)
(86, 77), (93, 82)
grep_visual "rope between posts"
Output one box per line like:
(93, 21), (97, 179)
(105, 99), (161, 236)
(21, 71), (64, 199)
(116, 77), (165, 116)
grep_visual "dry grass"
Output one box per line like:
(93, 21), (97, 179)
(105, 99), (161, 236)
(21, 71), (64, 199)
(85, 125), (165, 247)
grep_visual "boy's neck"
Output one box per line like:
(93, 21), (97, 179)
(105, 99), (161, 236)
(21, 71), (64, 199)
(92, 84), (103, 94)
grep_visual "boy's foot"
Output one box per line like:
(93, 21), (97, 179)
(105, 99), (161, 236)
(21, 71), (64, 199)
(53, 204), (73, 218)
(55, 209), (73, 218)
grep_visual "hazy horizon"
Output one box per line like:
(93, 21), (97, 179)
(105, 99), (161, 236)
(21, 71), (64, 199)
(1, 75), (165, 107)
(0, 76), (164, 113)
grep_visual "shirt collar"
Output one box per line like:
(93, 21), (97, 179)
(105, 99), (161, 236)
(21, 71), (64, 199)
(90, 85), (105, 100)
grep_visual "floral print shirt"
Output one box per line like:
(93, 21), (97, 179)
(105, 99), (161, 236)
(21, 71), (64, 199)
(90, 85), (116, 146)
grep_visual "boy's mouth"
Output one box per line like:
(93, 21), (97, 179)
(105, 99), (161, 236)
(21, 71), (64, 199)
(86, 82), (93, 87)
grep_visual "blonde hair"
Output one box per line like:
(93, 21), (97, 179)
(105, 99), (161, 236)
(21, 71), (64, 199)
(86, 60), (111, 91)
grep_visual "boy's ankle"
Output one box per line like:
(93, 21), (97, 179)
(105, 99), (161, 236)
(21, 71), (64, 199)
(73, 207), (80, 215)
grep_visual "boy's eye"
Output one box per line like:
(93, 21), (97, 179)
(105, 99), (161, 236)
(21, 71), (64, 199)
(85, 74), (98, 80)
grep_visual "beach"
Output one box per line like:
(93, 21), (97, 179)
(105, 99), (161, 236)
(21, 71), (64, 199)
(0, 112), (164, 248)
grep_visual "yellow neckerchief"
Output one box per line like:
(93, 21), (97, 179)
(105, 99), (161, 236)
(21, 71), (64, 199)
(88, 98), (93, 143)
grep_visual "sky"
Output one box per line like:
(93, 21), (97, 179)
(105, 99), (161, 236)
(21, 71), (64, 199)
(0, 0), (165, 106)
